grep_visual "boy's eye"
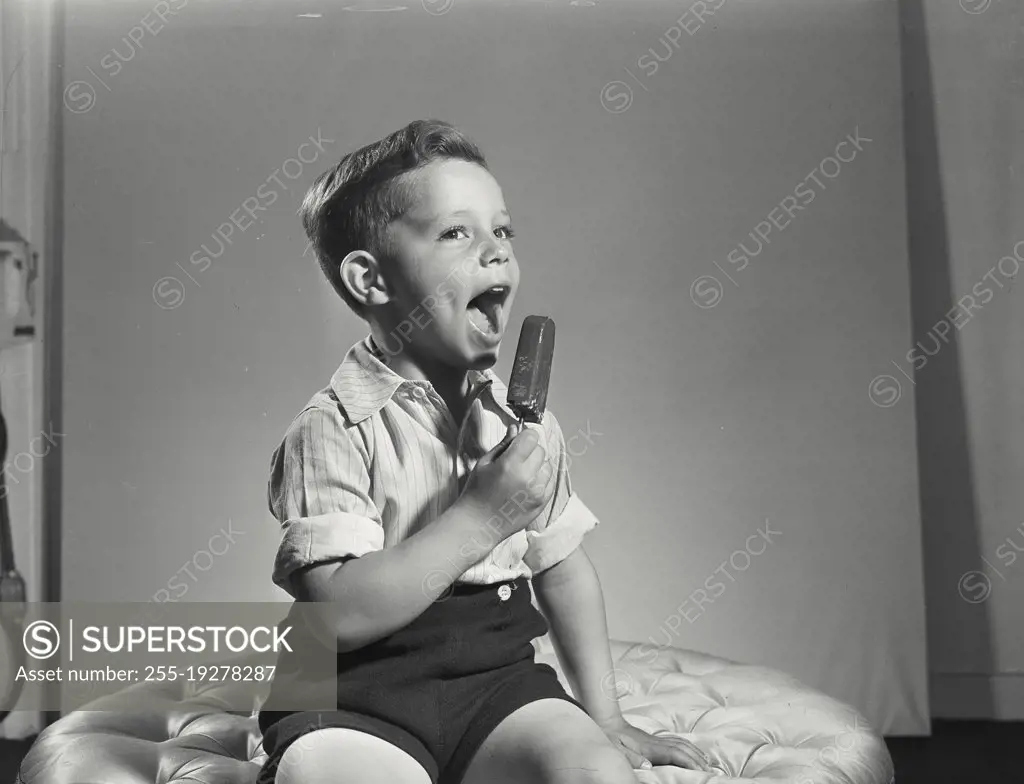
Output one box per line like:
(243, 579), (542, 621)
(495, 225), (516, 240)
(439, 226), (470, 241)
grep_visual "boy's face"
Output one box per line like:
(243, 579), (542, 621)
(380, 159), (519, 371)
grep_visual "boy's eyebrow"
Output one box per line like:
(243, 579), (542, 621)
(441, 208), (512, 221)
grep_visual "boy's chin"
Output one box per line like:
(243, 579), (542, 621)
(466, 351), (499, 371)
(443, 324), (501, 368)
(415, 325), (502, 371)
(454, 336), (502, 370)
(458, 341), (500, 370)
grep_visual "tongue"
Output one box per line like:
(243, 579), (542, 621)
(468, 302), (499, 335)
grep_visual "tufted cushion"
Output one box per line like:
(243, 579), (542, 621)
(16, 640), (893, 784)
(536, 638), (894, 784)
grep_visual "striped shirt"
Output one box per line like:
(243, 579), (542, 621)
(269, 335), (599, 593)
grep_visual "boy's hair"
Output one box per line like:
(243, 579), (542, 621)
(300, 119), (488, 316)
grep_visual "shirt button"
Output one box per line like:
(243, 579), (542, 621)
(412, 386), (428, 399)
(497, 584), (512, 601)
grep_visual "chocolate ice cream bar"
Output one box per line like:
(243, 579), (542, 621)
(507, 316), (556, 424)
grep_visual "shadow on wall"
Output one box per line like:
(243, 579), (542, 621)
(898, 0), (994, 715)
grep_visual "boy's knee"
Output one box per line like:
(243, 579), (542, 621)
(550, 745), (637, 784)
(276, 728), (431, 784)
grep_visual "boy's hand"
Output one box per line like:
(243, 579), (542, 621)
(458, 424), (557, 538)
(597, 716), (715, 774)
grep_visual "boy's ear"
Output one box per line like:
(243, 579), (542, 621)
(340, 250), (391, 308)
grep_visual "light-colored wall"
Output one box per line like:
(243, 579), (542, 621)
(902, 0), (1024, 719)
(60, 0), (928, 732)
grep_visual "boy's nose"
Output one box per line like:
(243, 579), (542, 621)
(478, 240), (509, 265)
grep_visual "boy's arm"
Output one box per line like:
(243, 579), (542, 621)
(533, 547), (712, 773)
(532, 545), (621, 724)
(524, 413), (711, 772)
(273, 406), (550, 653)
(295, 503), (489, 652)
(273, 405), (495, 652)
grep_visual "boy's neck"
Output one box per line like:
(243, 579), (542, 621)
(368, 330), (471, 406)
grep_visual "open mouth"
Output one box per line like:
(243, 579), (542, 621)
(467, 285), (510, 339)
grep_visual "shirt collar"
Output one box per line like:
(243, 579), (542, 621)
(331, 335), (517, 424)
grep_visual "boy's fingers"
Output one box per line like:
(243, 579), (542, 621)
(485, 424), (519, 462)
(651, 739), (713, 771)
(497, 424), (518, 449)
(520, 436), (551, 479)
(616, 744), (650, 770)
(502, 426), (541, 462)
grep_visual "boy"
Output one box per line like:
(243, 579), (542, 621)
(257, 120), (712, 784)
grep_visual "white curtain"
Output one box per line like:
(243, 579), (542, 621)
(0, 0), (56, 740)
(911, 0), (1024, 719)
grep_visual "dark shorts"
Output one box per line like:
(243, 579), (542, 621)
(257, 577), (581, 784)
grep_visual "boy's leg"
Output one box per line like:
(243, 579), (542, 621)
(459, 699), (638, 784)
(275, 727), (434, 784)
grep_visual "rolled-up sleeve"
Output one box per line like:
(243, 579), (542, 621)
(268, 405), (383, 591)
(523, 412), (600, 575)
